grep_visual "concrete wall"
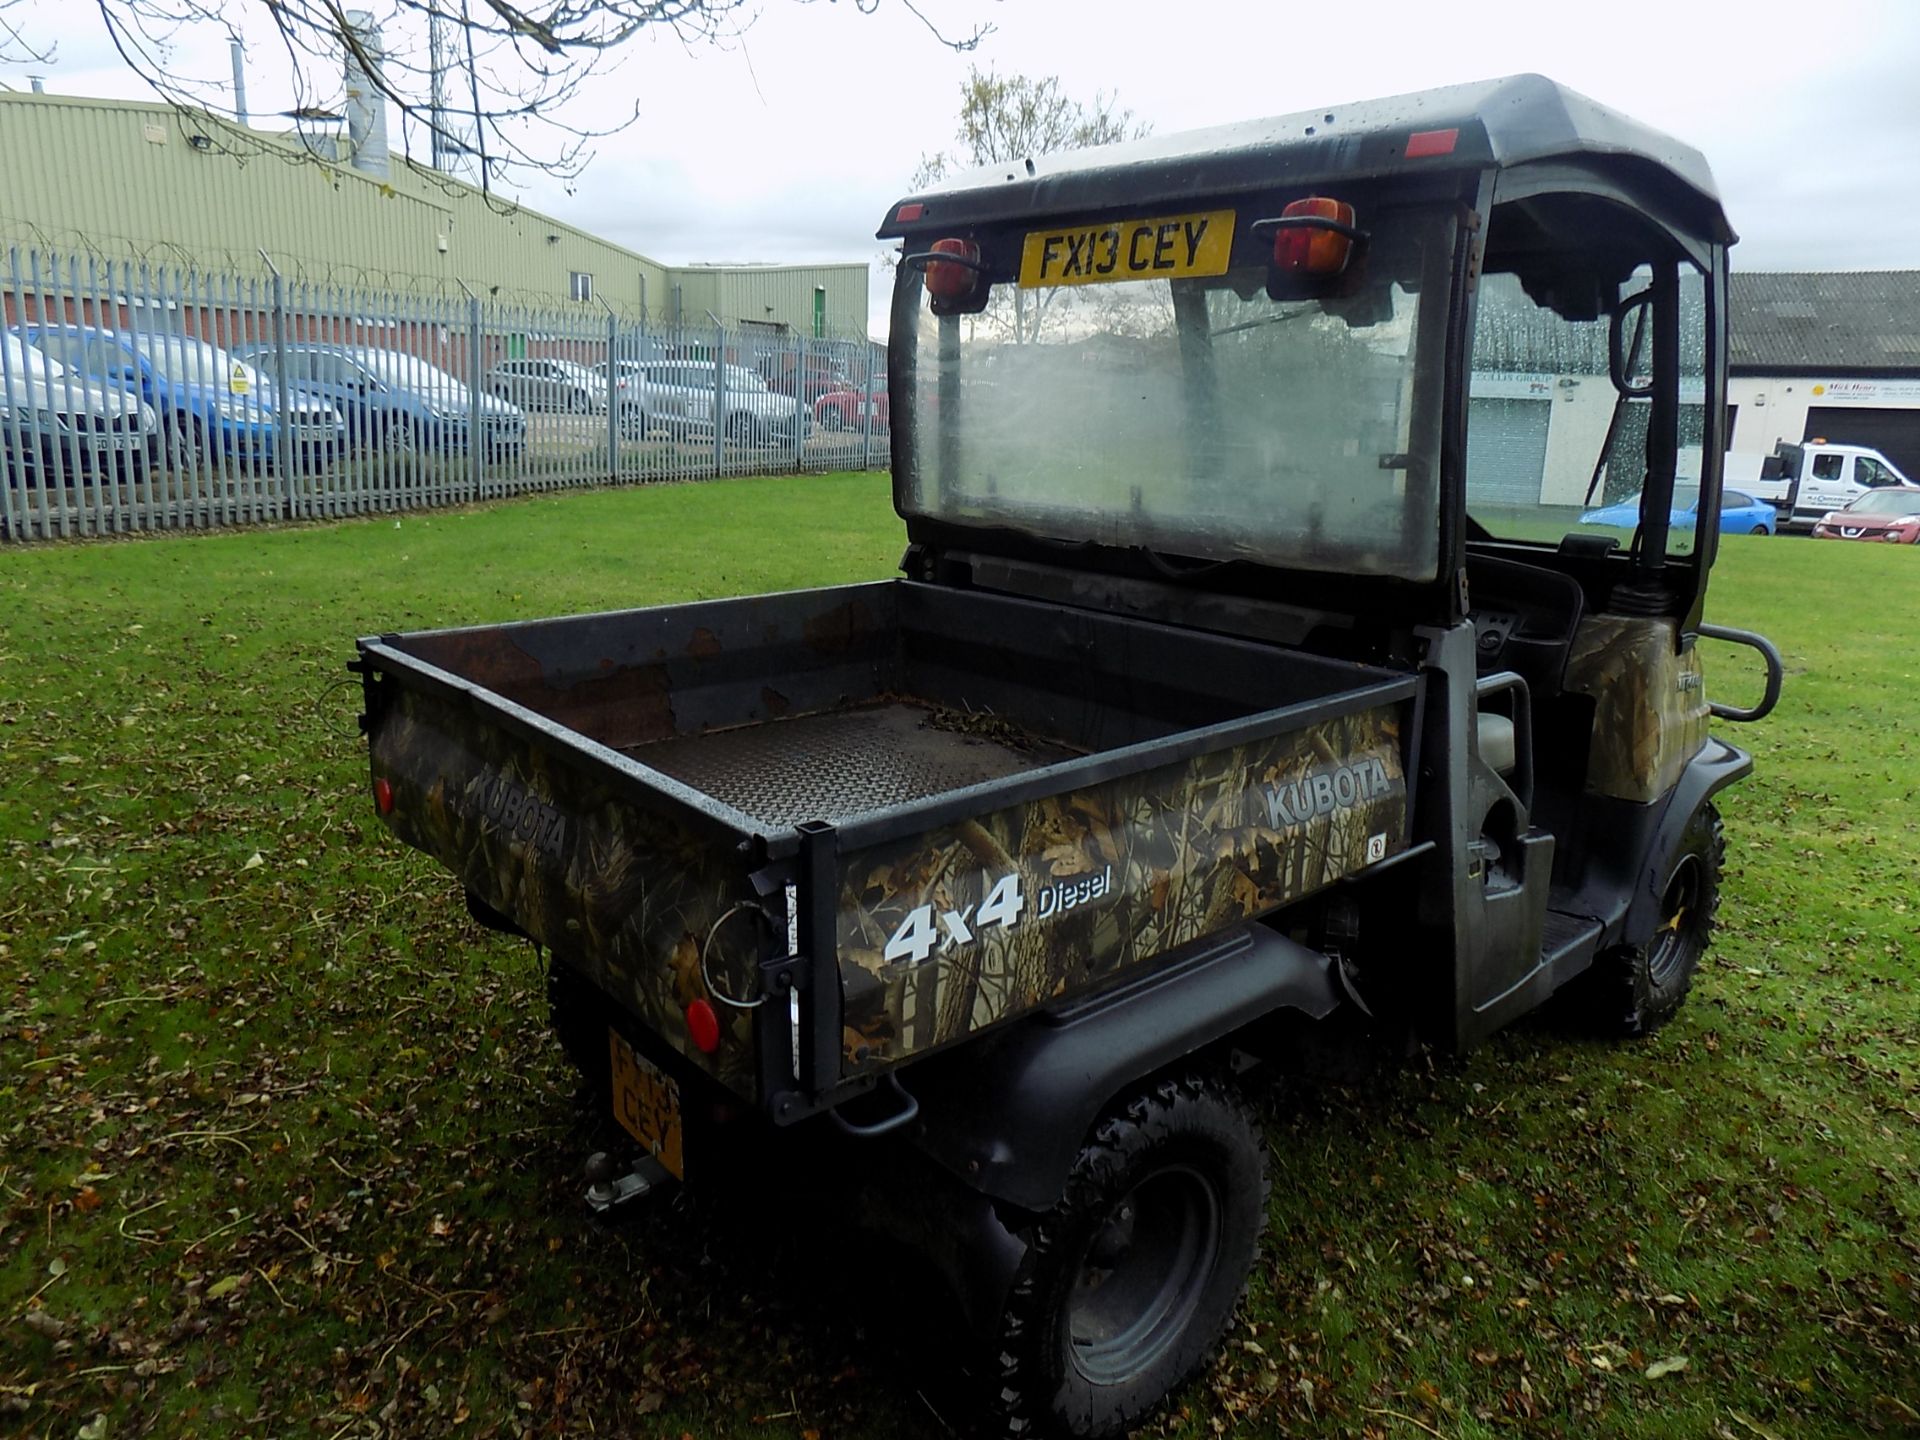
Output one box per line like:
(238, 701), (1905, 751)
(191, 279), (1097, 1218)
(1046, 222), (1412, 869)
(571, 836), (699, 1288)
(1728, 374), (1920, 452)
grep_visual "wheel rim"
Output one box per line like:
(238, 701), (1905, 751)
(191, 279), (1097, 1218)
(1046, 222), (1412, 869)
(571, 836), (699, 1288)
(1647, 854), (1702, 986)
(1066, 1164), (1221, 1386)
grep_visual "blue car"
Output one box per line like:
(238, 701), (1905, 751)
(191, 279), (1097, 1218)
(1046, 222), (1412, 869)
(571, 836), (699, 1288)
(232, 343), (526, 463)
(17, 325), (345, 472)
(1579, 486), (1776, 536)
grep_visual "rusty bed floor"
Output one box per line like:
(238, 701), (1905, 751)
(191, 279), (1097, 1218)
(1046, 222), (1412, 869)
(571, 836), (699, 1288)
(624, 700), (1081, 828)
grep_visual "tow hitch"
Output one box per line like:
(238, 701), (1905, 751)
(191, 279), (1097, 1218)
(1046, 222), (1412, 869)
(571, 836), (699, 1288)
(583, 1151), (671, 1214)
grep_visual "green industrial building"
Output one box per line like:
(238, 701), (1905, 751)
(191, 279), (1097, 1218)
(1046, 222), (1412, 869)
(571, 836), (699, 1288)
(0, 87), (870, 337)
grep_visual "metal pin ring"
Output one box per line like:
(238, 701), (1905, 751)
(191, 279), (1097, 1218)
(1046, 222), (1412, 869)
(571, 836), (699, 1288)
(700, 902), (774, 1010)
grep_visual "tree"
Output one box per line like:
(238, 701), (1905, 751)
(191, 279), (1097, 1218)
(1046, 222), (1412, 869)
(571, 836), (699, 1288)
(0, 0), (991, 187)
(913, 67), (1146, 343)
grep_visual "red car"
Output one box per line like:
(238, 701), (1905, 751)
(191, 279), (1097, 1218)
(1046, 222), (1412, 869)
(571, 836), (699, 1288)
(813, 379), (889, 431)
(1811, 489), (1920, 543)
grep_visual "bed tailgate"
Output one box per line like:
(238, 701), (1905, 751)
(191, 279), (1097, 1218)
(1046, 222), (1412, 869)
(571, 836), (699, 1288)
(353, 641), (770, 1099)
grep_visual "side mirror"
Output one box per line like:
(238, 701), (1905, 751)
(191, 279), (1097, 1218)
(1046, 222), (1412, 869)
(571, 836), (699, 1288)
(1609, 291), (1654, 397)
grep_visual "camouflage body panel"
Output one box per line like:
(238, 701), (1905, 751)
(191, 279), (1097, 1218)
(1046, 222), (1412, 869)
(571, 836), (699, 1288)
(367, 682), (766, 1095)
(834, 703), (1409, 1070)
(1563, 615), (1709, 804)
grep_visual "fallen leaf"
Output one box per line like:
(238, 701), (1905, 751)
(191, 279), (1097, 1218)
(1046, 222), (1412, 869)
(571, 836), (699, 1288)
(77, 1416), (108, 1440)
(242, 853), (264, 871)
(72, 1187), (103, 1214)
(1645, 1355), (1689, 1379)
(22, 1309), (67, 1339)
(206, 1274), (245, 1300)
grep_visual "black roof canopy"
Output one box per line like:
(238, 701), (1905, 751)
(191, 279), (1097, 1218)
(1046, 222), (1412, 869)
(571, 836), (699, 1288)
(879, 73), (1732, 247)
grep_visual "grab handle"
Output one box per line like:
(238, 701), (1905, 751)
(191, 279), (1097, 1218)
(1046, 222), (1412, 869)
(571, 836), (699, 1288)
(827, 1073), (920, 1139)
(1698, 623), (1783, 723)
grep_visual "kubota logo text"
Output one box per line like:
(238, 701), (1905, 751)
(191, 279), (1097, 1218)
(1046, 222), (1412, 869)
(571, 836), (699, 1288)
(1264, 758), (1394, 828)
(479, 775), (567, 858)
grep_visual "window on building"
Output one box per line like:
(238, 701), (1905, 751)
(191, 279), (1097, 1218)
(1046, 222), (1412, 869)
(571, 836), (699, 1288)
(569, 271), (594, 303)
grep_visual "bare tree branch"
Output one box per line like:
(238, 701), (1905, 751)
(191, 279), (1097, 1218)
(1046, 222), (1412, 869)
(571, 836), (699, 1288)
(9, 0), (991, 185)
(911, 65), (1148, 342)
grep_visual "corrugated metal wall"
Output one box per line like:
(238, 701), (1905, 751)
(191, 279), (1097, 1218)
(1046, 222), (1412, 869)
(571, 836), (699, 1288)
(0, 92), (867, 333)
(696, 266), (869, 337)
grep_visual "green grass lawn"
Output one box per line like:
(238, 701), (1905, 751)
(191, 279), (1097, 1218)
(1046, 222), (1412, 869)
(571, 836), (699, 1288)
(2, 476), (1915, 1439)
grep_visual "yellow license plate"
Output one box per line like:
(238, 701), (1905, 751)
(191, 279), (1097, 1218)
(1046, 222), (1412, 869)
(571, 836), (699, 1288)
(609, 1029), (684, 1179)
(1018, 208), (1236, 290)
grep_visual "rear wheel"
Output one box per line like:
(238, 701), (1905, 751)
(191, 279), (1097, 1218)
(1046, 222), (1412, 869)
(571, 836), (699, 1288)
(726, 412), (757, 446)
(819, 407), (847, 431)
(1750, 524), (1768, 535)
(1571, 802), (1724, 1036)
(992, 1074), (1266, 1439)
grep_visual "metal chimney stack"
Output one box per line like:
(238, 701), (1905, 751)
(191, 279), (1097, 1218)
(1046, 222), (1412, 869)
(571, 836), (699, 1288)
(231, 40), (249, 126)
(343, 11), (390, 181)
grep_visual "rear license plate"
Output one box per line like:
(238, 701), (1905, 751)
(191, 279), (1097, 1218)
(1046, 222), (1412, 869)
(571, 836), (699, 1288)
(608, 1029), (684, 1179)
(1018, 208), (1236, 290)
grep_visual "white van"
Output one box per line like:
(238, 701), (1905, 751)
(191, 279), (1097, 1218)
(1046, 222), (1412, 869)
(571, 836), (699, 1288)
(1727, 440), (1918, 530)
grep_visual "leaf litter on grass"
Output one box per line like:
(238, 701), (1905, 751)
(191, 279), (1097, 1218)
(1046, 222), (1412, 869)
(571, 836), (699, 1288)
(0, 494), (1916, 1438)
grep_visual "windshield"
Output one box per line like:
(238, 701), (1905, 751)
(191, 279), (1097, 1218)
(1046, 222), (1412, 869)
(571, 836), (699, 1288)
(1466, 261), (1709, 553)
(894, 204), (1456, 581)
(356, 350), (465, 391)
(1845, 490), (1920, 515)
(1, 335), (64, 381)
(139, 334), (262, 391)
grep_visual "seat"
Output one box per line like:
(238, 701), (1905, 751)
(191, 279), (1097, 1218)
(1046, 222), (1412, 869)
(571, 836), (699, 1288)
(1478, 711), (1517, 774)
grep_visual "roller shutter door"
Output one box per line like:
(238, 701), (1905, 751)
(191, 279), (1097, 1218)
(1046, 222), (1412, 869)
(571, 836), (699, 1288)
(1803, 406), (1920, 481)
(1466, 397), (1552, 507)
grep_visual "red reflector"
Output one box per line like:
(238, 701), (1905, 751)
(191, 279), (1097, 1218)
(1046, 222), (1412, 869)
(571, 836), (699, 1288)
(685, 998), (721, 1054)
(925, 237), (980, 303)
(1273, 197), (1356, 277)
(373, 776), (394, 815)
(895, 202), (925, 222)
(1405, 128), (1459, 159)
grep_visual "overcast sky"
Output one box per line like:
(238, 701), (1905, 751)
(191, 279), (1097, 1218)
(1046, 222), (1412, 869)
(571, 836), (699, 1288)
(6, 0), (1920, 333)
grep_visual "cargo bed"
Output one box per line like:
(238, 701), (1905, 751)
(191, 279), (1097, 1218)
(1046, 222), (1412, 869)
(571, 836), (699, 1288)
(356, 580), (1417, 1117)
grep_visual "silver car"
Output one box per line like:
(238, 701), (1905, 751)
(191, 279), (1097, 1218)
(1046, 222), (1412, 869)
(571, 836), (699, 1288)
(486, 357), (611, 413)
(621, 359), (811, 445)
(0, 332), (159, 484)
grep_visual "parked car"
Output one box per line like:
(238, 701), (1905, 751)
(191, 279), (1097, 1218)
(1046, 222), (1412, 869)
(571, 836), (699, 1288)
(233, 343), (525, 462)
(812, 377), (889, 432)
(486, 358), (616, 413)
(592, 360), (682, 437)
(1, 332), (160, 485)
(18, 325), (344, 471)
(1579, 486), (1776, 536)
(760, 351), (854, 405)
(1810, 489), (1920, 543)
(625, 360), (810, 445)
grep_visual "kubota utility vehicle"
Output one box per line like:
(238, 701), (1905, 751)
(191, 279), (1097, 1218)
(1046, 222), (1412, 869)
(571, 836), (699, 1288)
(352, 74), (1781, 1437)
